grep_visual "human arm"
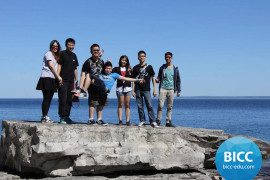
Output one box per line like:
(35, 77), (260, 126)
(131, 82), (136, 97)
(118, 76), (142, 82)
(131, 66), (138, 97)
(152, 76), (157, 97)
(57, 53), (63, 86)
(148, 65), (157, 97)
(176, 68), (181, 97)
(47, 61), (62, 85)
(155, 66), (162, 83)
(74, 68), (79, 87)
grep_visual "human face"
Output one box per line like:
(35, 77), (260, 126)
(138, 53), (146, 64)
(104, 66), (112, 75)
(52, 42), (59, 53)
(66, 42), (75, 52)
(120, 58), (127, 67)
(91, 47), (100, 58)
(165, 55), (172, 65)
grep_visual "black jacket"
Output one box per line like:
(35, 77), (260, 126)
(112, 67), (132, 88)
(157, 64), (181, 93)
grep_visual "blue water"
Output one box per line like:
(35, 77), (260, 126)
(0, 98), (269, 143)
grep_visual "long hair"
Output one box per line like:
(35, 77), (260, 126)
(49, 40), (61, 61)
(118, 55), (130, 68)
(119, 55), (132, 75)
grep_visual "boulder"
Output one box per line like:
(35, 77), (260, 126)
(0, 120), (269, 178)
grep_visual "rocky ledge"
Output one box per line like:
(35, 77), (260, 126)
(0, 120), (269, 179)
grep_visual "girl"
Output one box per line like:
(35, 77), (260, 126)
(36, 40), (62, 123)
(112, 56), (133, 126)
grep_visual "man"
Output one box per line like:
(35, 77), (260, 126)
(82, 61), (142, 125)
(78, 44), (104, 124)
(156, 52), (181, 127)
(58, 38), (79, 124)
(132, 50), (159, 128)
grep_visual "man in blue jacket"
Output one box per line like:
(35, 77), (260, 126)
(156, 52), (181, 127)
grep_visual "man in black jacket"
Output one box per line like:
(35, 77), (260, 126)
(156, 52), (181, 127)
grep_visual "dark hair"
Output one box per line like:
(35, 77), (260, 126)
(165, 52), (173, 57)
(65, 38), (75, 46)
(49, 40), (61, 60)
(102, 61), (113, 74)
(90, 43), (100, 52)
(138, 50), (146, 56)
(118, 55), (130, 68)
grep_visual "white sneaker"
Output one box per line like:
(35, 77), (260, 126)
(138, 121), (146, 127)
(151, 122), (159, 128)
(41, 116), (53, 123)
(97, 120), (108, 126)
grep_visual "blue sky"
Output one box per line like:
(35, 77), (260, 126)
(0, 0), (269, 98)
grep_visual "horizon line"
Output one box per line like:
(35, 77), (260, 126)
(1, 96), (270, 99)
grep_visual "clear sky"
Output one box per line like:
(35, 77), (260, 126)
(0, 0), (269, 98)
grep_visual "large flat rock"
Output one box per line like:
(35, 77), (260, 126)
(0, 120), (269, 178)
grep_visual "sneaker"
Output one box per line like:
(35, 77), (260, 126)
(151, 122), (159, 128)
(156, 119), (161, 126)
(118, 120), (123, 126)
(65, 117), (75, 124)
(88, 119), (95, 125)
(165, 121), (175, 127)
(59, 118), (67, 124)
(71, 88), (77, 94)
(41, 116), (53, 123)
(75, 86), (81, 93)
(138, 121), (146, 127)
(79, 88), (87, 98)
(126, 121), (131, 126)
(97, 120), (108, 126)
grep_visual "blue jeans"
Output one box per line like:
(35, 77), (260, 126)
(135, 90), (155, 123)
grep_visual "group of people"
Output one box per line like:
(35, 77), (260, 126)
(36, 38), (181, 128)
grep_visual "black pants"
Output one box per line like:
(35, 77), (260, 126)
(42, 90), (55, 117)
(58, 81), (73, 118)
(88, 75), (108, 106)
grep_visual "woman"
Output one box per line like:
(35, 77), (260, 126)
(112, 55), (133, 126)
(36, 40), (62, 123)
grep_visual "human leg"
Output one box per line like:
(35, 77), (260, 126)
(117, 92), (124, 125)
(135, 90), (146, 123)
(124, 92), (131, 125)
(96, 105), (107, 125)
(166, 90), (175, 122)
(42, 90), (54, 117)
(143, 91), (156, 124)
(156, 88), (167, 125)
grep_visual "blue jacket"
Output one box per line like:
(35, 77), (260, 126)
(157, 64), (181, 93)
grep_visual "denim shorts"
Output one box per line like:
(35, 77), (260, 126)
(116, 91), (132, 97)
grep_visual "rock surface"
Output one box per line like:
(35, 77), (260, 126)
(0, 120), (269, 179)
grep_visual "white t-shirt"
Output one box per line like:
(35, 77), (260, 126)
(40, 51), (58, 79)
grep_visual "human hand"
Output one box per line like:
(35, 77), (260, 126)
(177, 92), (181, 97)
(139, 79), (145, 84)
(153, 91), (157, 97)
(58, 76), (63, 86)
(132, 91), (136, 98)
(91, 79), (95, 84)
